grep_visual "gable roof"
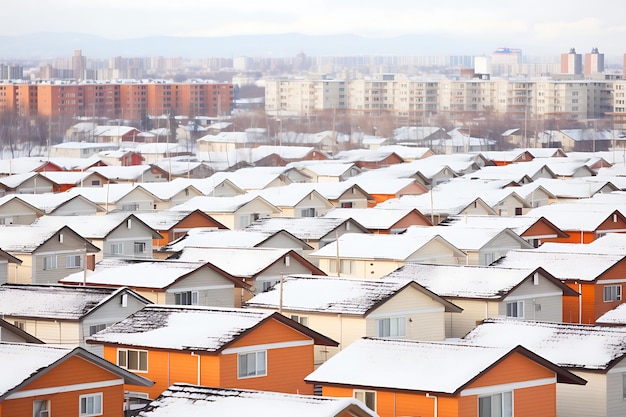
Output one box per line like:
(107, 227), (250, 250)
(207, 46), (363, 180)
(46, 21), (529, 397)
(245, 217), (370, 240)
(138, 383), (377, 417)
(383, 264), (577, 300)
(0, 284), (150, 320)
(404, 225), (531, 251)
(463, 318), (626, 371)
(32, 213), (162, 239)
(245, 275), (461, 315)
(0, 224), (100, 253)
(442, 215), (569, 239)
(171, 194), (281, 214)
(324, 208), (432, 229)
(305, 338), (585, 395)
(87, 305), (337, 351)
(132, 209), (227, 231)
(0, 343), (153, 400)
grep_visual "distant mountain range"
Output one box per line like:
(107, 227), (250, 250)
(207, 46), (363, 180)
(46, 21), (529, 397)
(0, 32), (529, 60)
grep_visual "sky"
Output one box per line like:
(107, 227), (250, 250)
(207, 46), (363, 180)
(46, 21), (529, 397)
(4, 1), (626, 55)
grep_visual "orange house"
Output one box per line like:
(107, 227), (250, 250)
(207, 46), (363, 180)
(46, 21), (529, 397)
(0, 343), (152, 417)
(306, 338), (585, 417)
(530, 207), (626, 244)
(87, 305), (338, 400)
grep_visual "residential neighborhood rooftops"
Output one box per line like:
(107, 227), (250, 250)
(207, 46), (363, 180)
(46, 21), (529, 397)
(246, 217), (368, 240)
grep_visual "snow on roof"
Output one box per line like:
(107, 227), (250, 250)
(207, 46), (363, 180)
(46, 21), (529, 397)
(171, 194), (279, 214)
(66, 183), (137, 204)
(246, 275), (409, 315)
(0, 192), (90, 214)
(0, 343), (72, 397)
(347, 176), (422, 195)
(32, 213), (137, 238)
(306, 338), (514, 394)
(208, 168), (290, 190)
(0, 224), (63, 252)
(467, 160), (551, 181)
(310, 233), (461, 260)
(245, 217), (356, 240)
(525, 202), (619, 231)
(596, 303), (626, 324)
(0, 284), (122, 319)
(136, 181), (200, 200)
(94, 125), (138, 137)
(139, 384), (377, 417)
(334, 149), (399, 163)
(404, 225), (525, 251)
(250, 184), (332, 208)
(324, 208), (419, 230)
(252, 145), (317, 159)
(53, 141), (119, 150)
(463, 318), (626, 370)
(495, 249), (624, 282)
(377, 190), (494, 216)
(88, 305), (274, 351)
(171, 247), (292, 277)
(134, 142), (188, 154)
(87, 165), (155, 180)
(304, 182), (372, 200)
(384, 263), (536, 299)
(442, 215), (543, 235)
(529, 178), (615, 198)
(0, 172), (40, 188)
(375, 159), (455, 179)
(376, 145), (432, 160)
(39, 171), (100, 186)
(160, 228), (278, 252)
(153, 160), (206, 176)
(132, 210), (202, 230)
(60, 260), (208, 289)
(0, 157), (51, 175)
(297, 162), (359, 177)
(168, 176), (245, 196)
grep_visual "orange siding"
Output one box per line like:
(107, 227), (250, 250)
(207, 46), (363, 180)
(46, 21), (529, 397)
(227, 318), (312, 348)
(542, 230), (595, 244)
(466, 351), (554, 389)
(521, 220), (563, 239)
(19, 356), (120, 390)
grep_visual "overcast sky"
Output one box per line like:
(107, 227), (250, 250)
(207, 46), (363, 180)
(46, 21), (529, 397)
(5, 1), (626, 55)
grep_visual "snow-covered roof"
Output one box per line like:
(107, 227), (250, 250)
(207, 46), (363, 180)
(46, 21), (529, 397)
(0, 224), (69, 252)
(0, 172), (43, 188)
(334, 149), (400, 163)
(404, 225), (528, 251)
(596, 303), (626, 324)
(324, 208), (426, 230)
(171, 194), (280, 214)
(463, 318), (626, 371)
(160, 228), (294, 252)
(297, 162), (359, 177)
(525, 202), (621, 231)
(88, 305), (275, 351)
(135, 181), (201, 200)
(0, 285), (131, 320)
(208, 168), (291, 190)
(0, 192), (102, 215)
(347, 176), (423, 195)
(495, 249), (624, 282)
(377, 191), (496, 217)
(529, 178), (616, 199)
(250, 184), (333, 208)
(171, 247), (297, 277)
(245, 275), (446, 315)
(442, 215), (565, 238)
(138, 384), (377, 417)
(60, 259), (220, 289)
(39, 171), (101, 186)
(87, 164), (158, 180)
(384, 263), (549, 299)
(53, 141), (118, 150)
(0, 157), (53, 175)
(376, 145), (432, 160)
(245, 217), (364, 240)
(310, 233), (463, 261)
(306, 338), (543, 394)
(0, 343), (73, 397)
(65, 183), (138, 204)
(133, 210), (219, 231)
(32, 213), (158, 239)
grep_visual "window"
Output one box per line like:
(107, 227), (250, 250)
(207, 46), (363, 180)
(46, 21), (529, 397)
(117, 349), (148, 372)
(300, 207), (316, 217)
(33, 400), (50, 417)
(43, 255), (57, 270)
(66, 254), (82, 269)
(89, 323), (107, 336)
(121, 203), (139, 211)
(174, 291), (198, 306)
(340, 202), (353, 208)
(110, 242), (123, 255)
(14, 320), (25, 330)
(238, 351), (266, 378)
(133, 242), (146, 254)
(239, 215), (250, 229)
(329, 259), (353, 274)
(79, 393), (102, 416)
(506, 301), (524, 318)
(354, 390), (376, 411)
(376, 317), (406, 338)
(290, 314), (308, 326)
(604, 285), (622, 302)
(478, 392), (512, 417)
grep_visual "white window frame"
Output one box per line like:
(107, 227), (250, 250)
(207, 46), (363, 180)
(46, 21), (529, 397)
(239, 214), (250, 229)
(290, 314), (308, 326)
(300, 207), (316, 217)
(133, 241), (147, 255)
(329, 259), (353, 274)
(66, 254), (82, 269)
(79, 392), (102, 417)
(33, 399), (50, 417)
(117, 349), (148, 372)
(376, 317), (406, 338)
(238, 351), (267, 378)
(505, 301), (524, 318)
(478, 391), (513, 417)
(174, 291), (198, 306)
(354, 390), (376, 411)
(43, 255), (57, 270)
(110, 242), (124, 255)
(604, 285), (622, 302)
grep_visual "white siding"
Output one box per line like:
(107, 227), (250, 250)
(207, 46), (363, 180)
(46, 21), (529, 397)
(445, 300), (499, 338)
(557, 371), (606, 417)
(606, 358), (626, 417)
(166, 269), (236, 307)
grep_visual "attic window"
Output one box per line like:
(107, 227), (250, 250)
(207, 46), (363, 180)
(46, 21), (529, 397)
(127, 218), (132, 229)
(121, 293), (128, 307)
(284, 255), (290, 266)
(533, 272), (539, 286)
(613, 214), (618, 223)
(59, 233), (64, 243)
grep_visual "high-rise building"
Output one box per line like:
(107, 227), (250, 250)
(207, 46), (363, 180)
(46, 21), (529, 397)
(490, 48), (522, 77)
(561, 48), (583, 75)
(72, 49), (87, 81)
(584, 47), (605, 76)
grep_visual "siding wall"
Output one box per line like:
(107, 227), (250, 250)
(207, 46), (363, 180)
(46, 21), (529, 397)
(0, 199), (39, 224)
(499, 275), (565, 322)
(165, 269), (235, 307)
(3, 317), (80, 346)
(104, 221), (153, 259)
(31, 231), (88, 284)
(557, 371), (606, 417)
(605, 358), (626, 417)
(445, 300), (499, 338)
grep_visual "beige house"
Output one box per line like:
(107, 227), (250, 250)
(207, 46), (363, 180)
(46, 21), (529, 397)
(67, 183), (166, 212)
(0, 172), (57, 194)
(0, 224), (99, 284)
(0, 285), (150, 354)
(0, 195), (45, 224)
(384, 263), (578, 338)
(310, 233), (466, 279)
(307, 183), (374, 209)
(245, 275), (462, 365)
(253, 185), (335, 218)
(172, 194), (282, 229)
(136, 182), (205, 209)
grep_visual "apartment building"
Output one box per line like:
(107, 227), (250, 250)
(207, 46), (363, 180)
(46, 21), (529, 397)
(0, 80), (234, 122)
(265, 75), (617, 125)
